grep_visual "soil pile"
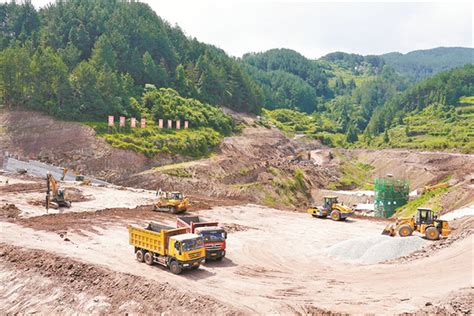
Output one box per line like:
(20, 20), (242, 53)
(0, 204), (21, 218)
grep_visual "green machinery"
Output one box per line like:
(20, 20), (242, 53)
(374, 176), (409, 218)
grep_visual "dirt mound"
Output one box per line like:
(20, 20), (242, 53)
(0, 182), (43, 193)
(0, 244), (237, 314)
(407, 288), (473, 315)
(0, 204), (21, 218)
(222, 222), (255, 233)
(0, 110), (186, 181)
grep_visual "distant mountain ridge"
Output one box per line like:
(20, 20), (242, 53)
(381, 47), (473, 81)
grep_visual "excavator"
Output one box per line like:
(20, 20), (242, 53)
(153, 190), (189, 214)
(46, 173), (71, 210)
(382, 208), (450, 240)
(307, 196), (354, 221)
(61, 167), (91, 185)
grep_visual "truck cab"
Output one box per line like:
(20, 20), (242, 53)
(177, 216), (227, 261)
(194, 226), (227, 260)
(169, 233), (206, 266)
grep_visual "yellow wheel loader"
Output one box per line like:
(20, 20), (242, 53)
(307, 196), (354, 221)
(382, 208), (450, 240)
(153, 190), (189, 214)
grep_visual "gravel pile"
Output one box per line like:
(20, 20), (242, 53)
(325, 235), (428, 264)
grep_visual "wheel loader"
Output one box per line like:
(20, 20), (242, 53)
(307, 196), (354, 221)
(153, 190), (189, 214)
(46, 173), (71, 210)
(382, 208), (450, 240)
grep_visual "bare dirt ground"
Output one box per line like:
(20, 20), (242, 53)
(0, 197), (472, 314)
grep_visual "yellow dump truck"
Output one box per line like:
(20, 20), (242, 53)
(128, 222), (205, 274)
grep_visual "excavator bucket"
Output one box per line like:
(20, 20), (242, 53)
(381, 223), (396, 236)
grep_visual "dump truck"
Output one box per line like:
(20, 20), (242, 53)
(382, 208), (450, 240)
(177, 216), (227, 261)
(307, 196), (354, 221)
(153, 190), (189, 214)
(128, 222), (205, 274)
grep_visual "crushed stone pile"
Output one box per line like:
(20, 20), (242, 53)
(325, 235), (428, 264)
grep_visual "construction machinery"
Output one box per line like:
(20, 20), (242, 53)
(177, 216), (227, 261)
(382, 208), (450, 240)
(421, 182), (449, 194)
(153, 190), (189, 214)
(61, 167), (91, 185)
(46, 172), (71, 210)
(307, 196), (354, 221)
(128, 222), (205, 274)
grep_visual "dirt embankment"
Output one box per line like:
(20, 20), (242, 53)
(351, 149), (474, 212)
(117, 126), (335, 209)
(0, 109), (186, 181)
(0, 244), (237, 314)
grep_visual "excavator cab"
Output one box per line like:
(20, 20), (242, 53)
(416, 208), (435, 225)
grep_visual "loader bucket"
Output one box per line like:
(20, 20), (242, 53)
(381, 224), (395, 236)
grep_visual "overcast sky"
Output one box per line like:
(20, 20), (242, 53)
(27, 0), (473, 59)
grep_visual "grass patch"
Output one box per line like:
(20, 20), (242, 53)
(163, 169), (193, 178)
(328, 151), (374, 190)
(396, 186), (450, 217)
(84, 122), (222, 158)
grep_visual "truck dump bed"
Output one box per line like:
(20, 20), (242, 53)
(177, 216), (219, 231)
(129, 223), (187, 255)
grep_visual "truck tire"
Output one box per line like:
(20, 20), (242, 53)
(144, 252), (154, 265)
(169, 261), (182, 274)
(136, 250), (144, 262)
(425, 227), (440, 240)
(398, 225), (413, 237)
(191, 264), (200, 270)
(330, 210), (341, 221)
(171, 206), (178, 214)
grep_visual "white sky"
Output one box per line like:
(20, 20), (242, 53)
(22, 0), (474, 58)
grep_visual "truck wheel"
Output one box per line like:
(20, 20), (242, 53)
(330, 210), (341, 221)
(171, 206), (178, 214)
(191, 264), (200, 270)
(136, 250), (144, 262)
(398, 225), (413, 237)
(425, 227), (440, 240)
(169, 261), (182, 274)
(144, 252), (154, 265)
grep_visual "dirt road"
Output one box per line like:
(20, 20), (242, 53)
(1, 204), (471, 314)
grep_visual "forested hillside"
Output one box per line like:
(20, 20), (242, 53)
(0, 0), (472, 155)
(382, 47), (473, 81)
(0, 0), (263, 120)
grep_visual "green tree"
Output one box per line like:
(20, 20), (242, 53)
(345, 124), (358, 143)
(91, 34), (117, 69)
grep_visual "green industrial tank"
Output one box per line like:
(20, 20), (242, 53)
(374, 175), (409, 218)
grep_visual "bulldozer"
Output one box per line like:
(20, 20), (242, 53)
(382, 208), (450, 240)
(307, 196), (354, 221)
(153, 190), (189, 214)
(46, 173), (71, 210)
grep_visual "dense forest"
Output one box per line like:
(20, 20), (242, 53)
(382, 47), (473, 81)
(0, 0), (263, 120)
